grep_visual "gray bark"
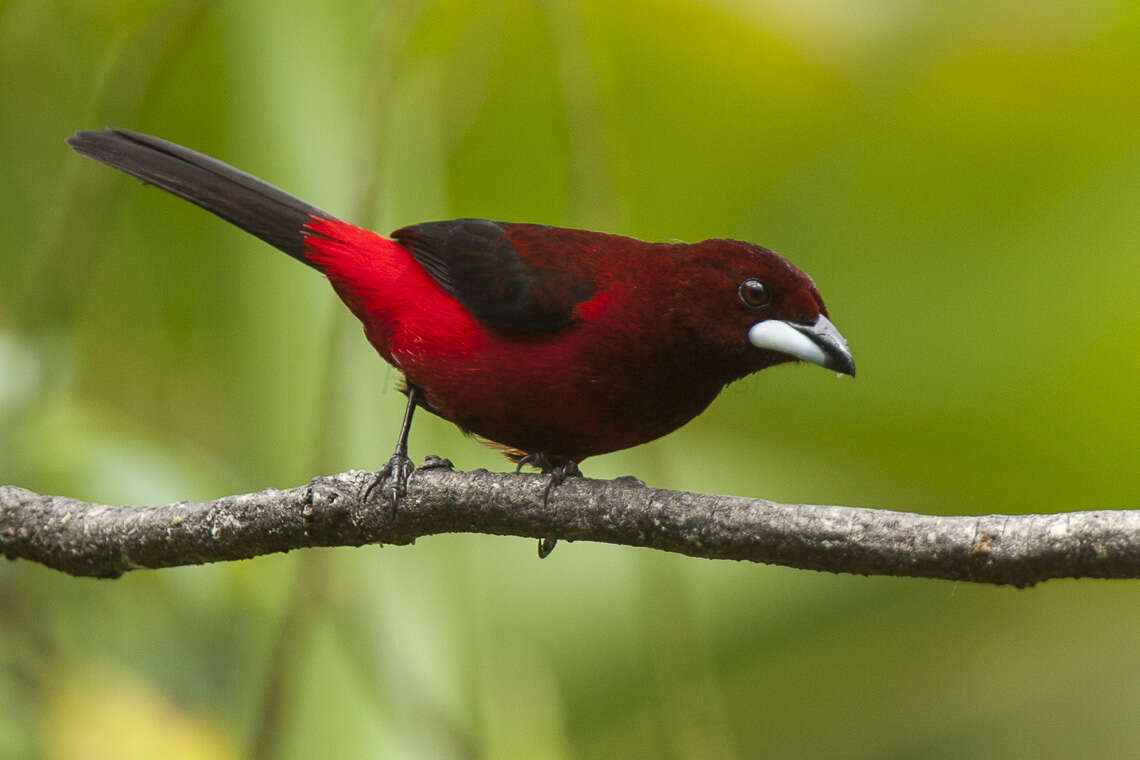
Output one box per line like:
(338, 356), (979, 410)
(3, 459), (1139, 586)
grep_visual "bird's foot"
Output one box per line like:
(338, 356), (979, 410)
(516, 454), (582, 558)
(419, 454), (454, 472)
(537, 538), (559, 559)
(365, 453), (416, 506)
(515, 451), (552, 474)
(545, 460), (582, 491)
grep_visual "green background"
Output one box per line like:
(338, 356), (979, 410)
(3, 1), (1139, 757)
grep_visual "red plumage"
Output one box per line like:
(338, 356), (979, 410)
(67, 128), (854, 470)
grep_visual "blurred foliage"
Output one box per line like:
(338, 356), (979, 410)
(2, 0), (1140, 757)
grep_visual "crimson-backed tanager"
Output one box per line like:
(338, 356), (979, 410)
(67, 129), (855, 519)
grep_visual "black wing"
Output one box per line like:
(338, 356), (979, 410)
(391, 219), (595, 333)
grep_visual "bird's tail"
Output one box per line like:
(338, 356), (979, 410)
(67, 128), (332, 268)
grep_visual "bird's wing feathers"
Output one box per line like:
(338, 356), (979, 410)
(391, 219), (596, 333)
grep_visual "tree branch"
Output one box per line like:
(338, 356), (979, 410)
(3, 459), (1138, 586)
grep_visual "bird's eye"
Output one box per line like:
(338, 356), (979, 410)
(738, 278), (770, 308)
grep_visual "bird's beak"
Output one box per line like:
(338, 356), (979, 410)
(748, 314), (855, 377)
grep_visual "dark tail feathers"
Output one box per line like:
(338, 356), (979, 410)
(67, 128), (333, 267)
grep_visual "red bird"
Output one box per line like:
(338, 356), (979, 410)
(68, 128), (854, 502)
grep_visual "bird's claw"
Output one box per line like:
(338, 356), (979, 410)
(537, 538), (558, 559)
(387, 454), (416, 502)
(516, 455), (583, 559)
(546, 460), (582, 491)
(418, 454), (454, 472)
(366, 454), (416, 506)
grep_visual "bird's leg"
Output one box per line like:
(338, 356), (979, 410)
(516, 454), (583, 558)
(366, 385), (420, 506)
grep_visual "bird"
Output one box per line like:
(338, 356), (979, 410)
(67, 128), (854, 554)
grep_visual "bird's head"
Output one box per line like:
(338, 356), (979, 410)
(681, 239), (855, 378)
